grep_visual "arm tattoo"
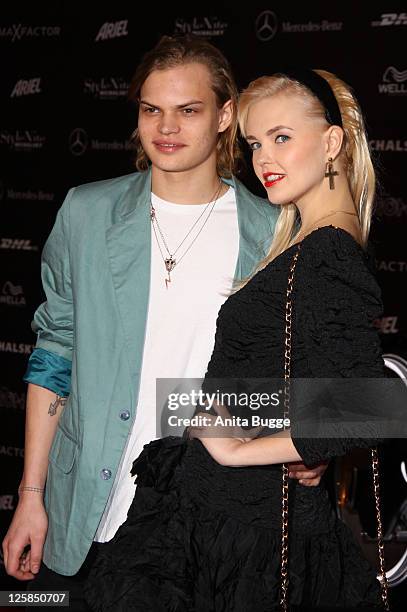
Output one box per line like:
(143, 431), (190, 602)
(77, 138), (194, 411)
(48, 394), (67, 416)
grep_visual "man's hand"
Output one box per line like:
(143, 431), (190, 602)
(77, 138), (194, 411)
(2, 494), (48, 580)
(288, 461), (329, 486)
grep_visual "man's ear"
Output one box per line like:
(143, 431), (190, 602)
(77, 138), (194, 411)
(218, 99), (233, 134)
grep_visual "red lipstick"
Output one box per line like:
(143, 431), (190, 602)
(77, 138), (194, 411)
(263, 173), (286, 188)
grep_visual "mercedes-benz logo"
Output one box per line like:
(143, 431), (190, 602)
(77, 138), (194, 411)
(255, 10), (278, 42)
(69, 128), (89, 156)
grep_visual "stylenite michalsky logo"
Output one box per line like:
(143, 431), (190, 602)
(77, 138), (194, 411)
(0, 340), (34, 354)
(83, 76), (129, 100)
(0, 130), (46, 152)
(69, 128), (89, 156)
(173, 16), (228, 37)
(0, 385), (26, 410)
(255, 10), (278, 41)
(369, 139), (407, 152)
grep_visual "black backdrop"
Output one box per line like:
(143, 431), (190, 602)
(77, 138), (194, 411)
(1, 1), (406, 600)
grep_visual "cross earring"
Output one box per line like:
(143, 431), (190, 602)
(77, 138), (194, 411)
(325, 157), (339, 190)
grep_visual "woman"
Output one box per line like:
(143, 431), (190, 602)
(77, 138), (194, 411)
(84, 69), (386, 611)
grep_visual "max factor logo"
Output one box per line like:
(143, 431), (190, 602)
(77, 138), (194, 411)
(11, 77), (42, 98)
(0, 24), (61, 42)
(255, 10), (278, 41)
(95, 20), (128, 42)
(0, 282), (26, 306)
(0, 238), (38, 251)
(174, 16), (228, 37)
(371, 13), (407, 26)
(377, 260), (407, 272)
(0, 445), (24, 457)
(378, 67), (407, 95)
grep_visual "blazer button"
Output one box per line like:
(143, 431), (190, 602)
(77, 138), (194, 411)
(120, 410), (130, 421)
(100, 468), (112, 480)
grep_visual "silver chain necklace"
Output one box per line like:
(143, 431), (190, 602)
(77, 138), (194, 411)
(150, 180), (224, 289)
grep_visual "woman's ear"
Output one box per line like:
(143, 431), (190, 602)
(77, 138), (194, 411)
(325, 125), (344, 160)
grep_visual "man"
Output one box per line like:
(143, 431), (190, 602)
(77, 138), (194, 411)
(2, 36), (325, 608)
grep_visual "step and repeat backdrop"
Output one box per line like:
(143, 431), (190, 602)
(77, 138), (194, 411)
(1, 1), (406, 596)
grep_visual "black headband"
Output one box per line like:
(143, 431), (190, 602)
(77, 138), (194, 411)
(273, 68), (343, 128)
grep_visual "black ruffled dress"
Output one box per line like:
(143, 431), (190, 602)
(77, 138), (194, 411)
(85, 227), (385, 611)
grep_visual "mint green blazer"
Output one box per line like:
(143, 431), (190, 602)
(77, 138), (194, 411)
(24, 169), (279, 575)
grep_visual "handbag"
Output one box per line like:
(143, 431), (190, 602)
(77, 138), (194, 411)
(280, 243), (390, 611)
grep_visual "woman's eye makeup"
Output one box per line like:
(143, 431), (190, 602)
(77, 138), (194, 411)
(247, 141), (261, 151)
(275, 134), (290, 143)
(247, 134), (291, 150)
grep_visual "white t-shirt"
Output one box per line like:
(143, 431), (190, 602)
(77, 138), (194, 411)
(95, 186), (239, 541)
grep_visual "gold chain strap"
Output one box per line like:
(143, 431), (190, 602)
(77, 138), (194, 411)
(281, 243), (390, 612)
(371, 447), (390, 610)
(280, 244), (302, 611)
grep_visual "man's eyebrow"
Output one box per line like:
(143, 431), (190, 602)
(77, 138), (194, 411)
(176, 101), (204, 108)
(139, 100), (204, 109)
(245, 125), (294, 140)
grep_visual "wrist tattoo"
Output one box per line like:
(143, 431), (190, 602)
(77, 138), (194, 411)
(48, 394), (67, 416)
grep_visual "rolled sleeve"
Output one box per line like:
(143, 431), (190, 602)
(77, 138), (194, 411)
(23, 348), (71, 396)
(25, 188), (75, 390)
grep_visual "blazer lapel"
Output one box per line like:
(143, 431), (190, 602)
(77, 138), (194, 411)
(105, 170), (151, 388)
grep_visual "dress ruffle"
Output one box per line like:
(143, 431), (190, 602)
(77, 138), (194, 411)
(85, 437), (382, 611)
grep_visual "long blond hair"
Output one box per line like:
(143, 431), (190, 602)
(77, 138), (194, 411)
(238, 70), (375, 270)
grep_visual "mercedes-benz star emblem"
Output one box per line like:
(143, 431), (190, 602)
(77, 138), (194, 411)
(69, 128), (89, 156)
(255, 10), (278, 42)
